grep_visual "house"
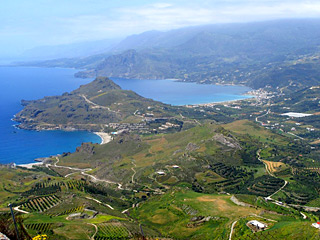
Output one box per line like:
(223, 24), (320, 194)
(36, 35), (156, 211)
(172, 165), (180, 168)
(248, 220), (266, 230)
(312, 222), (320, 229)
(156, 171), (165, 175)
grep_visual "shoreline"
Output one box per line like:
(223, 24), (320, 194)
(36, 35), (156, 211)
(17, 162), (44, 169)
(188, 95), (256, 107)
(94, 132), (112, 145)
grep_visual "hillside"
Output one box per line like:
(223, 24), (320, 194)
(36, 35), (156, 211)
(3, 78), (320, 239)
(21, 19), (320, 90)
(13, 77), (181, 132)
(1, 119), (320, 239)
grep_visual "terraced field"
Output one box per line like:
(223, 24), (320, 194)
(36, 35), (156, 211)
(96, 221), (130, 239)
(25, 223), (53, 233)
(263, 160), (288, 174)
(248, 176), (284, 197)
(21, 195), (61, 212)
(207, 163), (253, 192)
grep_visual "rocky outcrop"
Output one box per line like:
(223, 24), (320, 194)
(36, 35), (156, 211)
(76, 143), (96, 155)
(212, 134), (241, 150)
(185, 142), (200, 152)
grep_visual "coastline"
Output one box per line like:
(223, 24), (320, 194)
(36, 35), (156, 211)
(17, 162), (44, 169)
(94, 132), (112, 145)
(188, 95), (256, 107)
(14, 131), (110, 168)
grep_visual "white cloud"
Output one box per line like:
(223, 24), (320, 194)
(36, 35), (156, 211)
(2, 0), (320, 52)
(58, 1), (320, 41)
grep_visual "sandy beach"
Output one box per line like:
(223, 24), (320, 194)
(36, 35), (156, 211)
(18, 162), (44, 169)
(94, 132), (112, 144)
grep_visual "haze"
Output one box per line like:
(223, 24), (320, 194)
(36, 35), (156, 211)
(1, 0), (320, 60)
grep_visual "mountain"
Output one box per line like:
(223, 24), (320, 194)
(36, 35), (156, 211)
(13, 77), (178, 131)
(19, 38), (121, 61)
(14, 77), (220, 132)
(24, 19), (320, 90)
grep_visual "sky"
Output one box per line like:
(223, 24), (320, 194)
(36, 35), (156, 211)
(1, 0), (320, 58)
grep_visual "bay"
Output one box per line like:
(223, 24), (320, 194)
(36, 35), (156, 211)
(111, 78), (251, 106)
(0, 67), (251, 164)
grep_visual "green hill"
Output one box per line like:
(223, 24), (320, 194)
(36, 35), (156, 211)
(13, 77), (183, 131)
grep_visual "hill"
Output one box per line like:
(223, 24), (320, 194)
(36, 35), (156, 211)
(1, 119), (319, 239)
(13, 77), (175, 131)
(20, 19), (320, 90)
(13, 77), (224, 132)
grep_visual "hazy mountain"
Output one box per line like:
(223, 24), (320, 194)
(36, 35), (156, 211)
(19, 19), (320, 89)
(19, 38), (122, 61)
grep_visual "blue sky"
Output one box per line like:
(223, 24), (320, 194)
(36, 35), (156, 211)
(1, 0), (320, 57)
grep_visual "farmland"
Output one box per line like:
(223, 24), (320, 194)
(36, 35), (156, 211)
(1, 87), (320, 239)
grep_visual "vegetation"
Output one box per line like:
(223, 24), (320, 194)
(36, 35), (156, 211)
(3, 50), (320, 238)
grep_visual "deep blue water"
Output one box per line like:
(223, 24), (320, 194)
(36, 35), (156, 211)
(0, 67), (101, 164)
(0, 67), (251, 164)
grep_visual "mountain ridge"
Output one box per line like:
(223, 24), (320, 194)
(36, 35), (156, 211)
(18, 19), (320, 90)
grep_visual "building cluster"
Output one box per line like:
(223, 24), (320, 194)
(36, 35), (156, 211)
(158, 122), (180, 131)
(107, 122), (149, 133)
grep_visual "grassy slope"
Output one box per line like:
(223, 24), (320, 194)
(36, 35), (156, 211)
(60, 123), (247, 186)
(132, 190), (313, 240)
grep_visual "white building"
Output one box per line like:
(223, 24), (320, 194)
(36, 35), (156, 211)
(248, 220), (266, 229)
(312, 222), (320, 229)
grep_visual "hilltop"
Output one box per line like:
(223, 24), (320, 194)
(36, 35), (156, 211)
(13, 77), (181, 132)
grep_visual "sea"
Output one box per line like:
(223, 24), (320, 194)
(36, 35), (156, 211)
(0, 66), (251, 164)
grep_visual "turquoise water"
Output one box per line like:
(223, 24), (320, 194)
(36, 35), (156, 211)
(0, 67), (251, 164)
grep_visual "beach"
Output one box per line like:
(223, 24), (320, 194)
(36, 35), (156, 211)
(18, 162), (44, 169)
(94, 132), (112, 144)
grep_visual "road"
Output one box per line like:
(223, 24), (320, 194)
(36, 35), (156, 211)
(257, 150), (288, 199)
(266, 180), (288, 200)
(80, 94), (117, 113)
(85, 197), (114, 210)
(51, 157), (123, 189)
(87, 223), (98, 240)
(257, 149), (274, 177)
(256, 150), (312, 218)
(229, 221), (237, 240)
(13, 205), (29, 214)
(300, 212), (307, 219)
(131, 161), (137, 183)
(255, 109), (270, 125)
(287, 132), (304, 140)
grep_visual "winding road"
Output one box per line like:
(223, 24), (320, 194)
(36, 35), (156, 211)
(229, 221), (237, 240)
(87, 223), (98, 240)
(51, 157), (123, 189)
(255, 109), (270, 125)
(85, 197), (114, 210)
(256, 150), (288, 199)
(131, 161), (137, 184)
(80, 94), (117, 113)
